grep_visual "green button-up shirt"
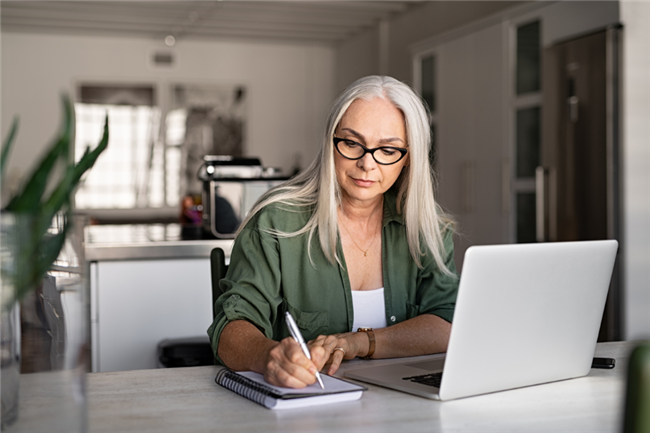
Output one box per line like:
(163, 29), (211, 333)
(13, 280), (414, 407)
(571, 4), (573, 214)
(207, 190), (459, 364)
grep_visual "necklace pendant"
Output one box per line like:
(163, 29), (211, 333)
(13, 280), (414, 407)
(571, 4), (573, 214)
(364, 252), (368, 257)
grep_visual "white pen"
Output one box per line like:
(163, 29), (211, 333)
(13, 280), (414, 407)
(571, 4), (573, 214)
(285, 311), (325, 389)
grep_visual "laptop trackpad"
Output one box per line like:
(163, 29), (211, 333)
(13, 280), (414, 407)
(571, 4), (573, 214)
(405, 359), (445, 371)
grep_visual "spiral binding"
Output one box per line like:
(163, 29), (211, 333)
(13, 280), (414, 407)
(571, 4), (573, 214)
(215, 369), (279, 407)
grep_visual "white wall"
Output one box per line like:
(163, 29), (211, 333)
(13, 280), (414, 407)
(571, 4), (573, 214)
(1, 32), (335, 184)
(389, 1), (521, 83)
(620, 1), (650, 340)
(335, 1), (521, 90)
(542, 1), (620, 46)
(336, 26), (379, 94)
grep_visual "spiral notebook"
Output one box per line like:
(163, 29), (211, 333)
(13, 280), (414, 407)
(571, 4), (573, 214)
(215, 368), (366, 410)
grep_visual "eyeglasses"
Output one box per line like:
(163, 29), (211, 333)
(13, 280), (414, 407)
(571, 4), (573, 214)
(333, 137), (408, 165)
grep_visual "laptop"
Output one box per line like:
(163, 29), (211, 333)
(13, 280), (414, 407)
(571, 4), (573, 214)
(345, 240), (618, 401)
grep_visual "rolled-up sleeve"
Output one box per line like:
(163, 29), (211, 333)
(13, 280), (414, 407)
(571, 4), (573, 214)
(207, 226), (281, 365)
(416, 230), (459, 323)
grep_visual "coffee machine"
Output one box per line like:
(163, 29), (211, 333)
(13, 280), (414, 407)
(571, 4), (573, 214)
(198, 156), (287, 239)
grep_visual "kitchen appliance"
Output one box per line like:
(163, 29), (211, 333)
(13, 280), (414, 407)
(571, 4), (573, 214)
(541, 27), (622, 340)
(199, 156), (287, 239)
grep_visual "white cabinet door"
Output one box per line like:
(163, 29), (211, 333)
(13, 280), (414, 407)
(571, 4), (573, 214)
(435, 22), (510, 270)
(92, 258), (213, 372)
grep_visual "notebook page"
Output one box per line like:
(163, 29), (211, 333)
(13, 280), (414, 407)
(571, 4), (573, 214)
(237, 371), (364, 396)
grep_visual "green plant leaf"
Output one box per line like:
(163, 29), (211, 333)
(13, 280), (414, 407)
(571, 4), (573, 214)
(35, 165), (75, 239)
(0, 117), (19, 178)
(6, 136), (67, 212)
(2, 95), (107, 306)
(71, 113), (109, 181)
(40, 113), (108, 229)
(11, 214), (69, 304)
(61, 94), (73, 161)
(6, 96), (73, 212)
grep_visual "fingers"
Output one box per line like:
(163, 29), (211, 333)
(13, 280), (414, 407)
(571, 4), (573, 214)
(310, 345), (327, 370)
(263, 338), (319, 388)
(309, 333), (361, 375)
(309, 335), (341, 371)
(326, 346), (346, 375)
(268, 332), (362, 385)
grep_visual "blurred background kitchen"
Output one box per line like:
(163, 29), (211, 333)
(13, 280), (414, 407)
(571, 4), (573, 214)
(1, 1), (648, 373)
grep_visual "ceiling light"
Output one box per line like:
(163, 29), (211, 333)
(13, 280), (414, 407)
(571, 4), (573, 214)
(165, 35), (176, 47)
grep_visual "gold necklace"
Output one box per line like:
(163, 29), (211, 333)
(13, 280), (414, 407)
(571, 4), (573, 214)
(339, 217), (378, 257)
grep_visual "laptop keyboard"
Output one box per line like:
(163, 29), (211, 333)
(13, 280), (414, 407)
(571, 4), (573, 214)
(402, 372), (443, 388)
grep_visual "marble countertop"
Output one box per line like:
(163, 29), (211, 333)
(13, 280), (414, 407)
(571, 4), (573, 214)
(85, 224), (234, 261)
(85, 341), (639, 433)
(9, 341), (640, 433)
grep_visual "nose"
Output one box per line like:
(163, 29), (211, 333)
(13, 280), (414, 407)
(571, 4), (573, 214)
(357, 152), (377, 171)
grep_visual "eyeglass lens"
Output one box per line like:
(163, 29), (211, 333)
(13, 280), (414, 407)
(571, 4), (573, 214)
(335, 139), (406, 165)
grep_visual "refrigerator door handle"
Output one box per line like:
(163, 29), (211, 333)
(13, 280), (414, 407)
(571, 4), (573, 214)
(536, 166), (548, 242)
(568, 95), (579, 123)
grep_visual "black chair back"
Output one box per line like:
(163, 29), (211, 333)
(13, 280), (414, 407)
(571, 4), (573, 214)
(210, 247), (228, 319)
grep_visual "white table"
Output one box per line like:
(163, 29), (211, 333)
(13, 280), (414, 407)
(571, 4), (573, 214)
(77, 341), (636, 433)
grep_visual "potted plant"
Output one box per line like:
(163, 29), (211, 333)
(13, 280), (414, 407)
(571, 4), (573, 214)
(0, 95), (108, 430)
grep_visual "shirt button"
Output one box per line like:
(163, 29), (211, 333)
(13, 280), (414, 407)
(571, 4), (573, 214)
(390, 316), (396, 322)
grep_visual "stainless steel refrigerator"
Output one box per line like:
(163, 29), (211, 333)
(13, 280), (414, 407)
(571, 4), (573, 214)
(540, 26), (623, 341)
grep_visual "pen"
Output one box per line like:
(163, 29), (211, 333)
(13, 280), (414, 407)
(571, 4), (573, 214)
(285, 311), (325, 389)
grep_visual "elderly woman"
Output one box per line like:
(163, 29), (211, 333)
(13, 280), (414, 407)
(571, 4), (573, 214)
(208, 75), (458, 389)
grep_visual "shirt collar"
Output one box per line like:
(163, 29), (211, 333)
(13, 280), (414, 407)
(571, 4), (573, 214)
(383, 187), (405, 226)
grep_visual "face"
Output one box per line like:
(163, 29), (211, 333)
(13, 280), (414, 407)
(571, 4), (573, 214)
(334, 97), (408, 207)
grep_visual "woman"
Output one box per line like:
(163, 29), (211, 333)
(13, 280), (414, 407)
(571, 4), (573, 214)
(208, 75), (458, 389)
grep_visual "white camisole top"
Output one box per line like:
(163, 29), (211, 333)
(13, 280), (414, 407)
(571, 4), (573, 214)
(351, 288), (388, 331)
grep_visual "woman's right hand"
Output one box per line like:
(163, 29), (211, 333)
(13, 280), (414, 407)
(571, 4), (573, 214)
(218, 320), (328, 389)
(261, 337), (327, 388)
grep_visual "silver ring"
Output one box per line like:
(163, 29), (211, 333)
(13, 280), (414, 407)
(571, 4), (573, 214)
(333, 347), (346, 356)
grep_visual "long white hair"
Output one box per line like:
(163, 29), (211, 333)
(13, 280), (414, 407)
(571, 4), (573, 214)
(238, 75), (455, 275)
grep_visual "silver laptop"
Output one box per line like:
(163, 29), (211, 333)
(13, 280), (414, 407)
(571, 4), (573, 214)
(345, 240), (618, 401)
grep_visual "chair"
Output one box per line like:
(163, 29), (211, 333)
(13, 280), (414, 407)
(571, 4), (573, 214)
(210, 247), (228, 319)
(209, 247), (229, 366)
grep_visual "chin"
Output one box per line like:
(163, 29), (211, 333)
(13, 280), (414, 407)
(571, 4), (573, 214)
(342, 186), (382, 203)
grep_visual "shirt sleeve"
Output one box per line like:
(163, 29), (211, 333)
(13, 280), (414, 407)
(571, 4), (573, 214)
(416, 229), (459, 323)
(207, 224), (282, 365)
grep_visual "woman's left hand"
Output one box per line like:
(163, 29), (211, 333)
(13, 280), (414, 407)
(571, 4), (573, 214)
(308, 332), (368, 375)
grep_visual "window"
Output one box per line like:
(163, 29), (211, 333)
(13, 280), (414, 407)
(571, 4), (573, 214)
(74, 85), (175, 215)
(75, 103), (166, 209)
(74, 83), (246, 222)
(516, 21), (541, 95)
(419, 54), (438, 167)
(516, 106), (541, 178)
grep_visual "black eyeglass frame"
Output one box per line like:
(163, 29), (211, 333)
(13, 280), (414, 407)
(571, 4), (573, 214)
(333, 137), (408, 165)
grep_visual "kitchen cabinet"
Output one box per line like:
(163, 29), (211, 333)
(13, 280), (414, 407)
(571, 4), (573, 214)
(87, 225), (233, 372)
(415, 22), (510, 270)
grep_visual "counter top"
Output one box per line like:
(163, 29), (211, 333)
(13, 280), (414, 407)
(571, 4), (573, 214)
(86, 341), (640, 433)
(85, 224), (234, 261)
(9, 341), (639, 433)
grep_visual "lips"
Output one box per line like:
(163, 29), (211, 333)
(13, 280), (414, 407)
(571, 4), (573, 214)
(352, 177), (375, 187)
